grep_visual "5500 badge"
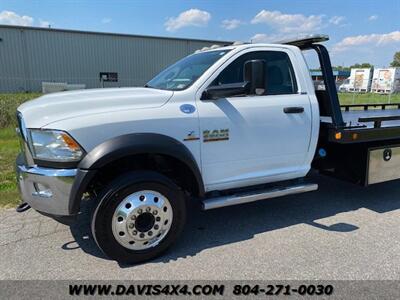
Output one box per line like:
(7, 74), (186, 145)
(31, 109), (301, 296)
(203, 129), (229, 142)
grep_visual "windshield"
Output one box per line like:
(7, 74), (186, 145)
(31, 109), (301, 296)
(146, 49), (231, 91)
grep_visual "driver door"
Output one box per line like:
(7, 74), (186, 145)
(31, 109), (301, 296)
(196, 49), (313, 192)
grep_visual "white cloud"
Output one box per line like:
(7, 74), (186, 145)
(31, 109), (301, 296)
(329, 16), (345, 25)
(165, 8), (211, 31)
(251, 10), (323, 33)
(0, 10), (34, 26)
(101, 17), (112, 24)
(250, 33), (270, 43)
(221, 19), (243, 30)
(368, 15), (378, 21)
(39, 19), (51, 28)
(333, 31), (400, 52)
(249, 33), (287, 43)
(0, 10), (51, 28)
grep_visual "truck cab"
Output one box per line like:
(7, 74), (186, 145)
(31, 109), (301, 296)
(15, 35), (400, 264)
(339, 78), (351, 92)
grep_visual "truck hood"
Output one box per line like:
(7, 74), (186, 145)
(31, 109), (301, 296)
(18, 87), (173, 128)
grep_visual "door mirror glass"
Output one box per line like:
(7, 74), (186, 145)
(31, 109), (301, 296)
(244, 59), (266, 95)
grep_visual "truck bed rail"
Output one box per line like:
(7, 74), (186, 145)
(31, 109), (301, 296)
(358, 115), (400, 128)
(341, 103), (400, 111)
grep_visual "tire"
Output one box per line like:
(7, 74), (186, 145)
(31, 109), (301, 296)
(91, 171), (186, 264)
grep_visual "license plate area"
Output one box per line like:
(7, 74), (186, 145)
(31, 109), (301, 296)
(368, 145), (400, 184)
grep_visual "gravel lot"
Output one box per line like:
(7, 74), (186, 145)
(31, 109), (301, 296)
(1, 175), (400, 280)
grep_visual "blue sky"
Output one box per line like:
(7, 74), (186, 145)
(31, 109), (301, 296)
(0, 0), (399, 67)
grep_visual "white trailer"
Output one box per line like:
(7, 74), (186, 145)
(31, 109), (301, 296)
(371, 68), (400, 94)
(341, 68), (373, 92)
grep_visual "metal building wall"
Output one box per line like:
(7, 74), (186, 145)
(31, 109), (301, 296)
(0, 26), (229, 92)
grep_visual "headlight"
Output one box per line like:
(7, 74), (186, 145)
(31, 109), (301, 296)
(27, 129), (84, 162)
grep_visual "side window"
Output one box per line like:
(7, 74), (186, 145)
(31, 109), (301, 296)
(212, 51), (298, 95)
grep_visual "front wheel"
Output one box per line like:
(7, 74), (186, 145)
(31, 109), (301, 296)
(91, 171), (186, 264)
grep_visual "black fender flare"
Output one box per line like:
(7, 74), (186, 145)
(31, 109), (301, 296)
(68, 133), (204, 214)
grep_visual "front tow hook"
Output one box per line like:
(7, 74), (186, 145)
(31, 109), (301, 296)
(16, 202), (31, 213)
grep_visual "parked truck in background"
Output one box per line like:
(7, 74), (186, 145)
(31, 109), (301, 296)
(338, 77), (351, 92)
(371, 68), (400, 94)
(15, 35), (400, 264)
(339, 68), (373, 92)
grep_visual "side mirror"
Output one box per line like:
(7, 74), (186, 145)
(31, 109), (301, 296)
(202, 82), (250, 100)
(244, 59), (266, 95)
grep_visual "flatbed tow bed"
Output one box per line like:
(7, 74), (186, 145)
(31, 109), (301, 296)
(342, 107), (400, 127)
(341, 104), (400, 129)
(281, 35), (400, 185)
(342, 110), (400, 128)
(321, 104), (400, 143)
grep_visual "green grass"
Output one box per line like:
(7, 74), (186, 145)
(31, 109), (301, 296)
(0, 93), (40, 208)
(0, 91), (399, 208)
(0, 127), (21, 208)
(338, 92), (400, 105)
(0, 92), (41, 128)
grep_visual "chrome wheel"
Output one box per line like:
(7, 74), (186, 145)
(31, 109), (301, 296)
(111, 190), (173, 250)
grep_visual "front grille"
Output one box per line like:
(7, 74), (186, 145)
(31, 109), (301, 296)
(16, 112), (26, 141)
(16, 112), (34, 165)
(16, 112), (26, 153)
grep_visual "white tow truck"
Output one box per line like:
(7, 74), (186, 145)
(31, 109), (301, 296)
(15, 35), (400, 263)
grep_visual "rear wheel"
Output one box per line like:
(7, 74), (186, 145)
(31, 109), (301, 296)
(91, 171), (186, 264)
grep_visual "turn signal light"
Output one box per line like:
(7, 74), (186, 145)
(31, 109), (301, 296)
(61, 133), (81, 150)
(334, 132), (342, 140)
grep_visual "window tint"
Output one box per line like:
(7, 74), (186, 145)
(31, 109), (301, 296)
(146, 50), (230, 91)
(212, 51), (297, 95)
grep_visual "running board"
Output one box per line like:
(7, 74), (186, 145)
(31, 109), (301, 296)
(202, 183), (318, 210)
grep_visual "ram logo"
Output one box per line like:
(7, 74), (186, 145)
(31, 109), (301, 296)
(203, 129), (229, 142)
(383, 149), (392, 161)
(183, 131), (200, 141)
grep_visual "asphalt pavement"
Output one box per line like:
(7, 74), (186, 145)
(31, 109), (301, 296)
(1, 174), (400, 280)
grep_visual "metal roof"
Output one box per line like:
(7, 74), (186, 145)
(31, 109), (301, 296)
(0, 24), (232, 92)
(0, 24), (232, 45)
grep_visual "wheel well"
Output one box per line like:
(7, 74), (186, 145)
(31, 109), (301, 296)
(85, 153), (201, 198)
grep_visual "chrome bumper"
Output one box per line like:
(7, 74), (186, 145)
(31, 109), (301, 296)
(16, 154), (77, 216)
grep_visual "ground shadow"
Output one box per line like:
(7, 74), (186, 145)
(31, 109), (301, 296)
(66, 174), (400, 266)
(62, 200), (110, 260)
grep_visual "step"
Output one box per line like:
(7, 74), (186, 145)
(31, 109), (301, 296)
(202, 183), (318, 210)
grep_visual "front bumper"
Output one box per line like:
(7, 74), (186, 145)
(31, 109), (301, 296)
(16, 153), (77, 216)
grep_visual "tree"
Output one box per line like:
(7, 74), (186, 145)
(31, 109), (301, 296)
(349, 63), (374, 69)
(390, 51), (400, 67)
(332, 65), (350, 71)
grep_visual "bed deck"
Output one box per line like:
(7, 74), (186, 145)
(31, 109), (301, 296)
(320, 103), (400, 129)
(341, 108), (400, 128)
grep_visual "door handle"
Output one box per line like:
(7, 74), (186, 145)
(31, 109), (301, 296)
(283, 107), (304, 114)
